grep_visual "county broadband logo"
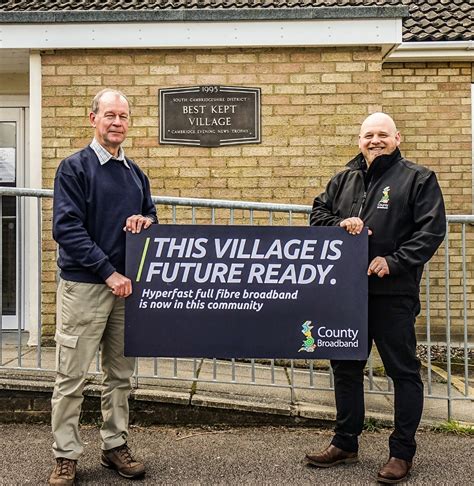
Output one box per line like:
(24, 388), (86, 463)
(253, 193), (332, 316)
(298, 320), (317, 353)
(377, 186), (390, 210)
(298, 321), (361, 351)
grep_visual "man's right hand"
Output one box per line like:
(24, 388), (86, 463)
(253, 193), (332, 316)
(340, 217), (373, 236)
(340, 217), (366, 235)
(105, 271), (132, 298)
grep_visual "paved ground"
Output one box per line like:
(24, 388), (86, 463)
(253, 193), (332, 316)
(0, 423), (472, 485)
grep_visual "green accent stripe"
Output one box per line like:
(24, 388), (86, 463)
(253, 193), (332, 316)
(136, 237), (150, 282)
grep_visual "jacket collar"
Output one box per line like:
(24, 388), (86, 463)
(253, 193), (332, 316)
(346, 148), (402, 176)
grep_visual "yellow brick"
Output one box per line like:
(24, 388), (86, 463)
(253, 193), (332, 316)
(274, 63), (304, 74)
(42, 55), (72, 65)
(179, 168), (210, 178)
(120, 65), (149, 75)
(259, 52), (291, 63)
(42, 66), (56, 76)
(291, 95), (321, 105)
(164, 75), (196, 85)
(43, 75), (71, 86)
(241, 146), (273, 157)
(227, 53), (258, 63)
(70, 55), (103, 65)
(55, 86), (88, 96)
(304, 63), (333, 73)
(54, 107), (86, 117)
(165, 54), (196, 64)
(352, 50), (382, 61)
(72, 75), (102, 85)
(107, 55), (134, 65)
(195, 75), (227, 84)
(290, 52), (322, 62)
(150, 65), (179, 75)
(290, 74), (319, 84)
(306, 84), (336, 94)
(321, 73), (352, 83)
(321, 51), (352, 62)
(180, 64), (212, 75)
(57, 65), (87, 75)
(196, 54), (226, 63)
(258, 74), (290, 84)
(274, 85), (305, 94)
(336, 62), (366, 72)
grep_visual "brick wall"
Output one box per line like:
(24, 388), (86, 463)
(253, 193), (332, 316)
(40, 49), (473, 342)
(40, 46), (383, 336)
(382, 61), (473, 342)
(382, 61), (472, 214)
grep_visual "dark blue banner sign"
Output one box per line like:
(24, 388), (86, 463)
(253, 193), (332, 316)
(125, 225), (368, 359)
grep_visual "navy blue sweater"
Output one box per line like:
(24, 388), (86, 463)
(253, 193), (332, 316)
(53, 146), (157, 283)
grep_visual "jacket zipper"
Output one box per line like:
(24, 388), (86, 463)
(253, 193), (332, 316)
(357, 192), (367, 218)
(358, 177), (373, 218)
(349, 199), (358, 217)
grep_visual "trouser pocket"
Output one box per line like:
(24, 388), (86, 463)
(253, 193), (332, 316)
(55, 330), (82, 377)
(59, 279), (100, 332)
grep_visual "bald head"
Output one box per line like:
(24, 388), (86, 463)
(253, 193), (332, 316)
(360, 112), (398, 136)
(358, 112), (400, 165)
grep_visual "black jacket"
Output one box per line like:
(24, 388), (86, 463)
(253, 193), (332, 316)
(311, 148), (446, 296)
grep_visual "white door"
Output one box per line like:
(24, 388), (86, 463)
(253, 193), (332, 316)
(0, 107), (25, 330)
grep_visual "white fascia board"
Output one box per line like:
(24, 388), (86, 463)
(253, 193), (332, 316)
(0, 19), (401, 49)
(387, 41), (474, 62)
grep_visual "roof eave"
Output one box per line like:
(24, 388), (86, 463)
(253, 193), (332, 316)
(387, 41), (474, 62)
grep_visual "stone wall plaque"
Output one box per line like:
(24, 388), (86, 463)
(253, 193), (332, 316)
(159, 86), (261, 147)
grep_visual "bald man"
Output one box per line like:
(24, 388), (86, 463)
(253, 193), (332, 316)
(306, 113), (446, 483)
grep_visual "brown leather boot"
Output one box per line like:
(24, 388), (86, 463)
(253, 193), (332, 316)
(49, 458), (77, 486)
(377, 457), (412, 484)
(306, 444), (358, 468)
(101, 443), (145, 479)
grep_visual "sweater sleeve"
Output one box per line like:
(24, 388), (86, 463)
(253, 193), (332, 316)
(384, 172), (446, 275)
(310, 175), (344, 227)
(140, 171), (158, 224)
(53, 164), (116, 281)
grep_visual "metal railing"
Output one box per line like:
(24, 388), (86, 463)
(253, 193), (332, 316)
(0, 187), (473, 422)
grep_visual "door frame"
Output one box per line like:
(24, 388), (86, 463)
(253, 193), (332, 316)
(0, 97), (29, 332)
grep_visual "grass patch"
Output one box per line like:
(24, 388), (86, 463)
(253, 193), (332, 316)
(368, 366), (386, 377)
(432, 420), (474, 435)
(363, 417), (383, 432)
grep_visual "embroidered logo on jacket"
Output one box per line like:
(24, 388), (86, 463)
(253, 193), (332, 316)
(377, 186), (390, 210)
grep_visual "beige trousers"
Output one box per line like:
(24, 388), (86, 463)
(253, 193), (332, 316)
(51, 279), (136, 459)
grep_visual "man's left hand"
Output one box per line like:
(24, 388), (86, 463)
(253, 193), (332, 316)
(367, 256), (390, 278)
(123, 214), (153, 234)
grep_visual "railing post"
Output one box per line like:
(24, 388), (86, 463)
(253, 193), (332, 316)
(36, 196), (42, 368)
(425, 263), (432, 395)
(17, 195), (23, 367)
(461, 223), (469, 396)
(444, 227), (452, 421)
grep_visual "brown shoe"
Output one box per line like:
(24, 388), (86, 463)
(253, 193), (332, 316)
(49, 458), (77, 486)
(101, 443), (145, 479)
(377, 457), (412, 484)
(306, 444), (358, 468)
